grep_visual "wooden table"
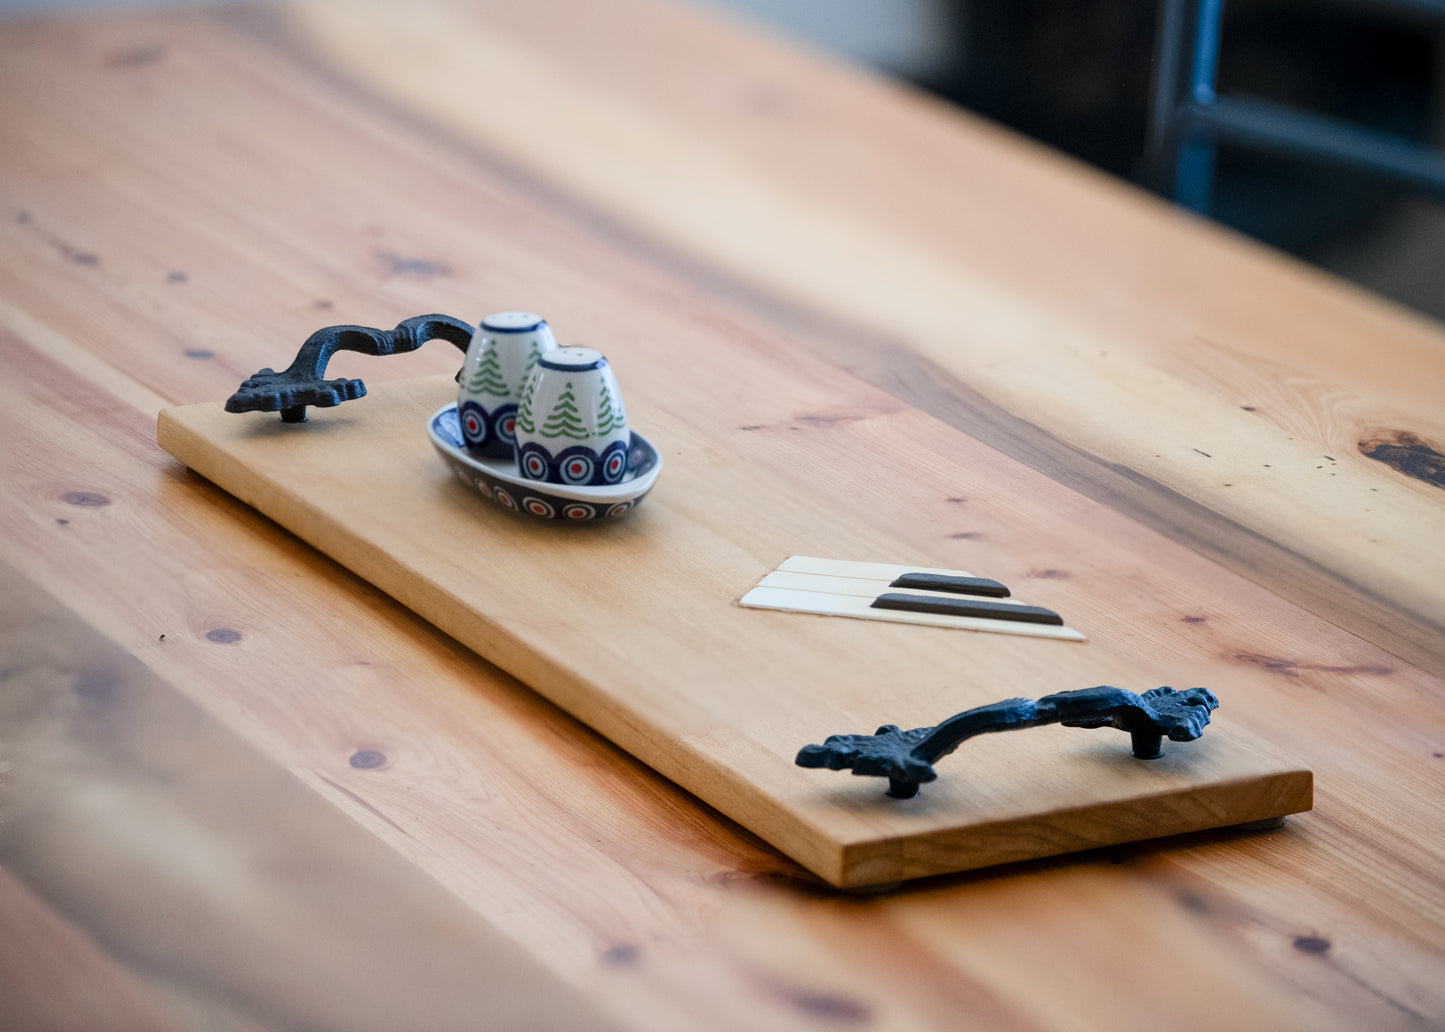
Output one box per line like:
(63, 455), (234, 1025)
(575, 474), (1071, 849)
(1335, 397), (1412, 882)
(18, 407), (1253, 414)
(2, 1), (1443, 1028)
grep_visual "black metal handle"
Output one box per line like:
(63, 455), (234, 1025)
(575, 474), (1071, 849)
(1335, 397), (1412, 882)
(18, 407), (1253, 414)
(225, 314), (473, 423)
(796, 686), (1219, 798)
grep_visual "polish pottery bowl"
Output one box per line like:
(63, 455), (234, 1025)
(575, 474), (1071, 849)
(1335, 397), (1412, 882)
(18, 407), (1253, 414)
(427, 403), (663, 521)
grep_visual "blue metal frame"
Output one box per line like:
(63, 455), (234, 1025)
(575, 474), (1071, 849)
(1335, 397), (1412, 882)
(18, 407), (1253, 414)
(1176, 0), (1225, 211)
(1146, 0), (1445, 215)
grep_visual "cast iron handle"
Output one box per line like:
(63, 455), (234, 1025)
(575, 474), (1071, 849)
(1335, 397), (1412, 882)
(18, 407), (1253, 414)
(225, 314), (473, 423)
(796, 686), (1219, 798)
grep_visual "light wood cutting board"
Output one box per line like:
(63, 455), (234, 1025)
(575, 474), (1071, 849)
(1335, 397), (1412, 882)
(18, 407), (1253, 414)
(159, 375), (1310, 886)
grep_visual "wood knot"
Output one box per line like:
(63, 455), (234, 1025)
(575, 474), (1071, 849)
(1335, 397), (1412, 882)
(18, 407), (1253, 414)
(1358, 429), (1445, 489)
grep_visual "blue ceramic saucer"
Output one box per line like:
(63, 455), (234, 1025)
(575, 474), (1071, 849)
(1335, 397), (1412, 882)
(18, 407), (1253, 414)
(427, 403), (662, 521)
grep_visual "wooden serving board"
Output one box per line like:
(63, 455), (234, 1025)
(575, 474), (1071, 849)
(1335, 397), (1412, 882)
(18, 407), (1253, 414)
(158, 375), (1311, 887)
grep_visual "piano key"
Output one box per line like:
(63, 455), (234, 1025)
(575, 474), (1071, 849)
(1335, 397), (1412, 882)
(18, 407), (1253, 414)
(871, 593), (1063, 625)
(888, 573), (1010, 597)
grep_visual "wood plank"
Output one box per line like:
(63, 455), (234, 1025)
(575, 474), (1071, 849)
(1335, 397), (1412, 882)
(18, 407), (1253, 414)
(0, 867), (190, 1032)
(0, 6), (1442, 1028)
(0, 333), (884, 1032)
(279, 0), (1445, 675)
(0, 562), (615, 1032)
(159, 378), (1311, 886)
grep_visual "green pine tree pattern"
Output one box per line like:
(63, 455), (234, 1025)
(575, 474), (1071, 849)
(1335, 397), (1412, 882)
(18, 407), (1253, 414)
(540, 382), (588, 440)
(466, 346), (508, 397)
(595, 379), (626, 435)
(514, 374), (539, 434)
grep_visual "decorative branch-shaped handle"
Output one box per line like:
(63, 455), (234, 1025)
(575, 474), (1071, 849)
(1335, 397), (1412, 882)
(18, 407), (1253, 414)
(225, 314), (473, 423)
(796, 686), (1219, 798)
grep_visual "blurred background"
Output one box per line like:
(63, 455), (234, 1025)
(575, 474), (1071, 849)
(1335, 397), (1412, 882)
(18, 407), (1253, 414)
(4, 0), (1443, 322)
(708, 0), (1445, 324)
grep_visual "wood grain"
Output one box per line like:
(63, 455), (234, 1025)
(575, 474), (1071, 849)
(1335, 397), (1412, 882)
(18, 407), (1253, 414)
(0, 3), (1441, 1028)
(159, 378), (1313, 885)
(279, 0), (1445, 675)
(0, 562), (615, 1032)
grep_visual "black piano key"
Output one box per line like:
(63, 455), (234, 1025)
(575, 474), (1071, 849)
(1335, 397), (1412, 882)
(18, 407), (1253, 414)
(871, 592), (1063, 625)
(888, 573), (1010, 598)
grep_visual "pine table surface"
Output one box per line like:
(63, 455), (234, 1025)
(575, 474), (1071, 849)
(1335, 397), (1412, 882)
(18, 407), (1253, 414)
(1, 1), (1443, 1029)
